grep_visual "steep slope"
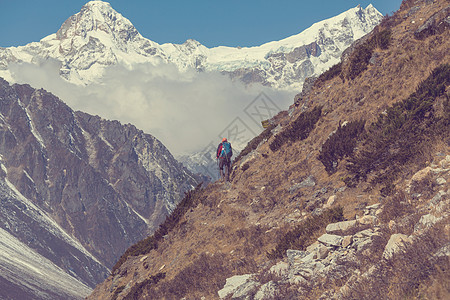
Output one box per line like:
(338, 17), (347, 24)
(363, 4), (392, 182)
(89, 0), (449, 299)
(0, 1), (382, 90)
(0, 78), (198, 296)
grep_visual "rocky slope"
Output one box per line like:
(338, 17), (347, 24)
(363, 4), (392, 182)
(88, 0), (449, 299)
(0, 1), (382, 90)
(0, 78), (198, 298)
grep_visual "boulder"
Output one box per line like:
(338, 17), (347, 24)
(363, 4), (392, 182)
(359, 215), (376, 225)
(411, 167), (432, 183)
(218, 274), (254, 299)
(383, 234), (412, 259)
(323, 195), (336, 208)
(254, 281), (277, 300)
(287, 250), (308, 266)
(269, 262), (289, 276)
(318, 234), (343, 247)
(316, 244), (330, 259)
(342, 235), (353, 248)
(326, 220), (357, 234)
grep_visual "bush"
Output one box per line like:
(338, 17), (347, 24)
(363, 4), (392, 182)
(345, 64), (450, 187)
(233, 123), (275, 165)
(112, 183), (204, 273)
(267, 206), (344, 259)
(346, 28), (392, 80)
(316, 62), (343, 85)
(318, 120), (366, 174)
(122, 272), (166, 300)
(269, 106), (322, 152)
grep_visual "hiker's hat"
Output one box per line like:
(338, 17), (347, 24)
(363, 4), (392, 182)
(222, 138), (227, 142)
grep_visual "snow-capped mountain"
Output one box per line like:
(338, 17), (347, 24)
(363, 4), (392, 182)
(0, 78), (199, 298)
(0, 1), (382, 90)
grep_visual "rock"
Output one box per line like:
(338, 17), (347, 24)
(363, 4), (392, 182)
(383, 234), (412, 259)
(359, 215), (376, 225)
(389, 220), (396, 231)
(439, 155), (450, 169)
(316, 244), (330, 259)
(436, 177), (446, 185)
(415, 214), (441, 232)
(232, 279), (259, 299)
(289, 176), (316, 193)
(342, 235), (353, 248)
(254, 281), (277, 300)
(306, 241), (320, 253)
(269, 262), (289, 276)
(323, 195), (336, 208)
(411, 167), (432, 183)
(318, 234), (343, 247)
(326, 220), (357, 234)
(286, 250), (308, 266)
(354, 229), (375, 239)
(218, 274), (254, 299)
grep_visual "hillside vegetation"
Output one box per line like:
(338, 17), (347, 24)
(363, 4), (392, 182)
(89, 0), (449, 299)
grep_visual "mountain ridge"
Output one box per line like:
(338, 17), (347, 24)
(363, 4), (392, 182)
(0, 1), (383, 89)
(88, 0), (450, 298)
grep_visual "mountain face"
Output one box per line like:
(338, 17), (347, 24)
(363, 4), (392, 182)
(0, 78), (198, 298)
(0, 1), (382, 90)
(88, 0), (450, 299)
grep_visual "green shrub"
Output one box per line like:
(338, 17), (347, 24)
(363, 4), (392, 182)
(122, 272), (166, 300)
(318, 120), (366, 174)
(316, 62), (343, 85)
(112, 183), (204, 273)
(233, 123), (275, 165)
(345, 64), (450, 187)
(269, 106), (322, 152)
(346, 28), (392, 80)
(267, 206), (344, 259)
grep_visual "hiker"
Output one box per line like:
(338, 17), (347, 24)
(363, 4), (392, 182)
(216, 138), (233, 182)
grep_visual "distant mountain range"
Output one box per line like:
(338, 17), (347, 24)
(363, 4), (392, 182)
(0, 78), (198, 298)
(0, 1), (382, 90)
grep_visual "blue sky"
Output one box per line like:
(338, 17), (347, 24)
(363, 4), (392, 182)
(1, 0), (403, 48)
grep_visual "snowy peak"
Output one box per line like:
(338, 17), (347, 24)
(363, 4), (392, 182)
(56, 0), (140, 43)
(0, 2), (383, 88)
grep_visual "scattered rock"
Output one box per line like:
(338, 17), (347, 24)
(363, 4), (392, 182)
(218, 274), (254, 299)
(323, 195), (336, 208)
(326, 220), (357, 234)
(411, 166), (432, 183)
(383, 234), (412, 259)
(254, 281), (277, 300)
(289, 176), (316, 193)
(436, 177), (446, 185)
(359, 215), (376, 225)
(316, 244), (330, 259)
(269, 262), (289, 276)
(318, 234), (343, 247)
(342, 235), (353, 248)
(287, 250), (308, 266)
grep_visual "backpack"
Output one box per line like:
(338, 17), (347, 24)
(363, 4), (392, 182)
(221, 142), (232, 158)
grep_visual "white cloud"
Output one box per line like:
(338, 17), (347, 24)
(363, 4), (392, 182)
(9, 60), (294, 155)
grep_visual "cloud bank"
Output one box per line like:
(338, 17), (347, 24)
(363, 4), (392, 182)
(9, 60), (295, 156)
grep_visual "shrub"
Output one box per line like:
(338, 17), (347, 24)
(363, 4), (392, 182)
(318, 120), (366, 174)
(345, 64), (450, 187)
(316, 62), (343, 85)
(122, 272), (166, 300)
(267, 206), (344, 259)
(233, 123), (275, 165)
(346, 28), (392, 80)
(112, 183), (204, 273)
(269, 106), (322, 152)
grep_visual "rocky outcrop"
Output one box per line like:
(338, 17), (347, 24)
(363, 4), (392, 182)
(218, 154), (449, 299)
